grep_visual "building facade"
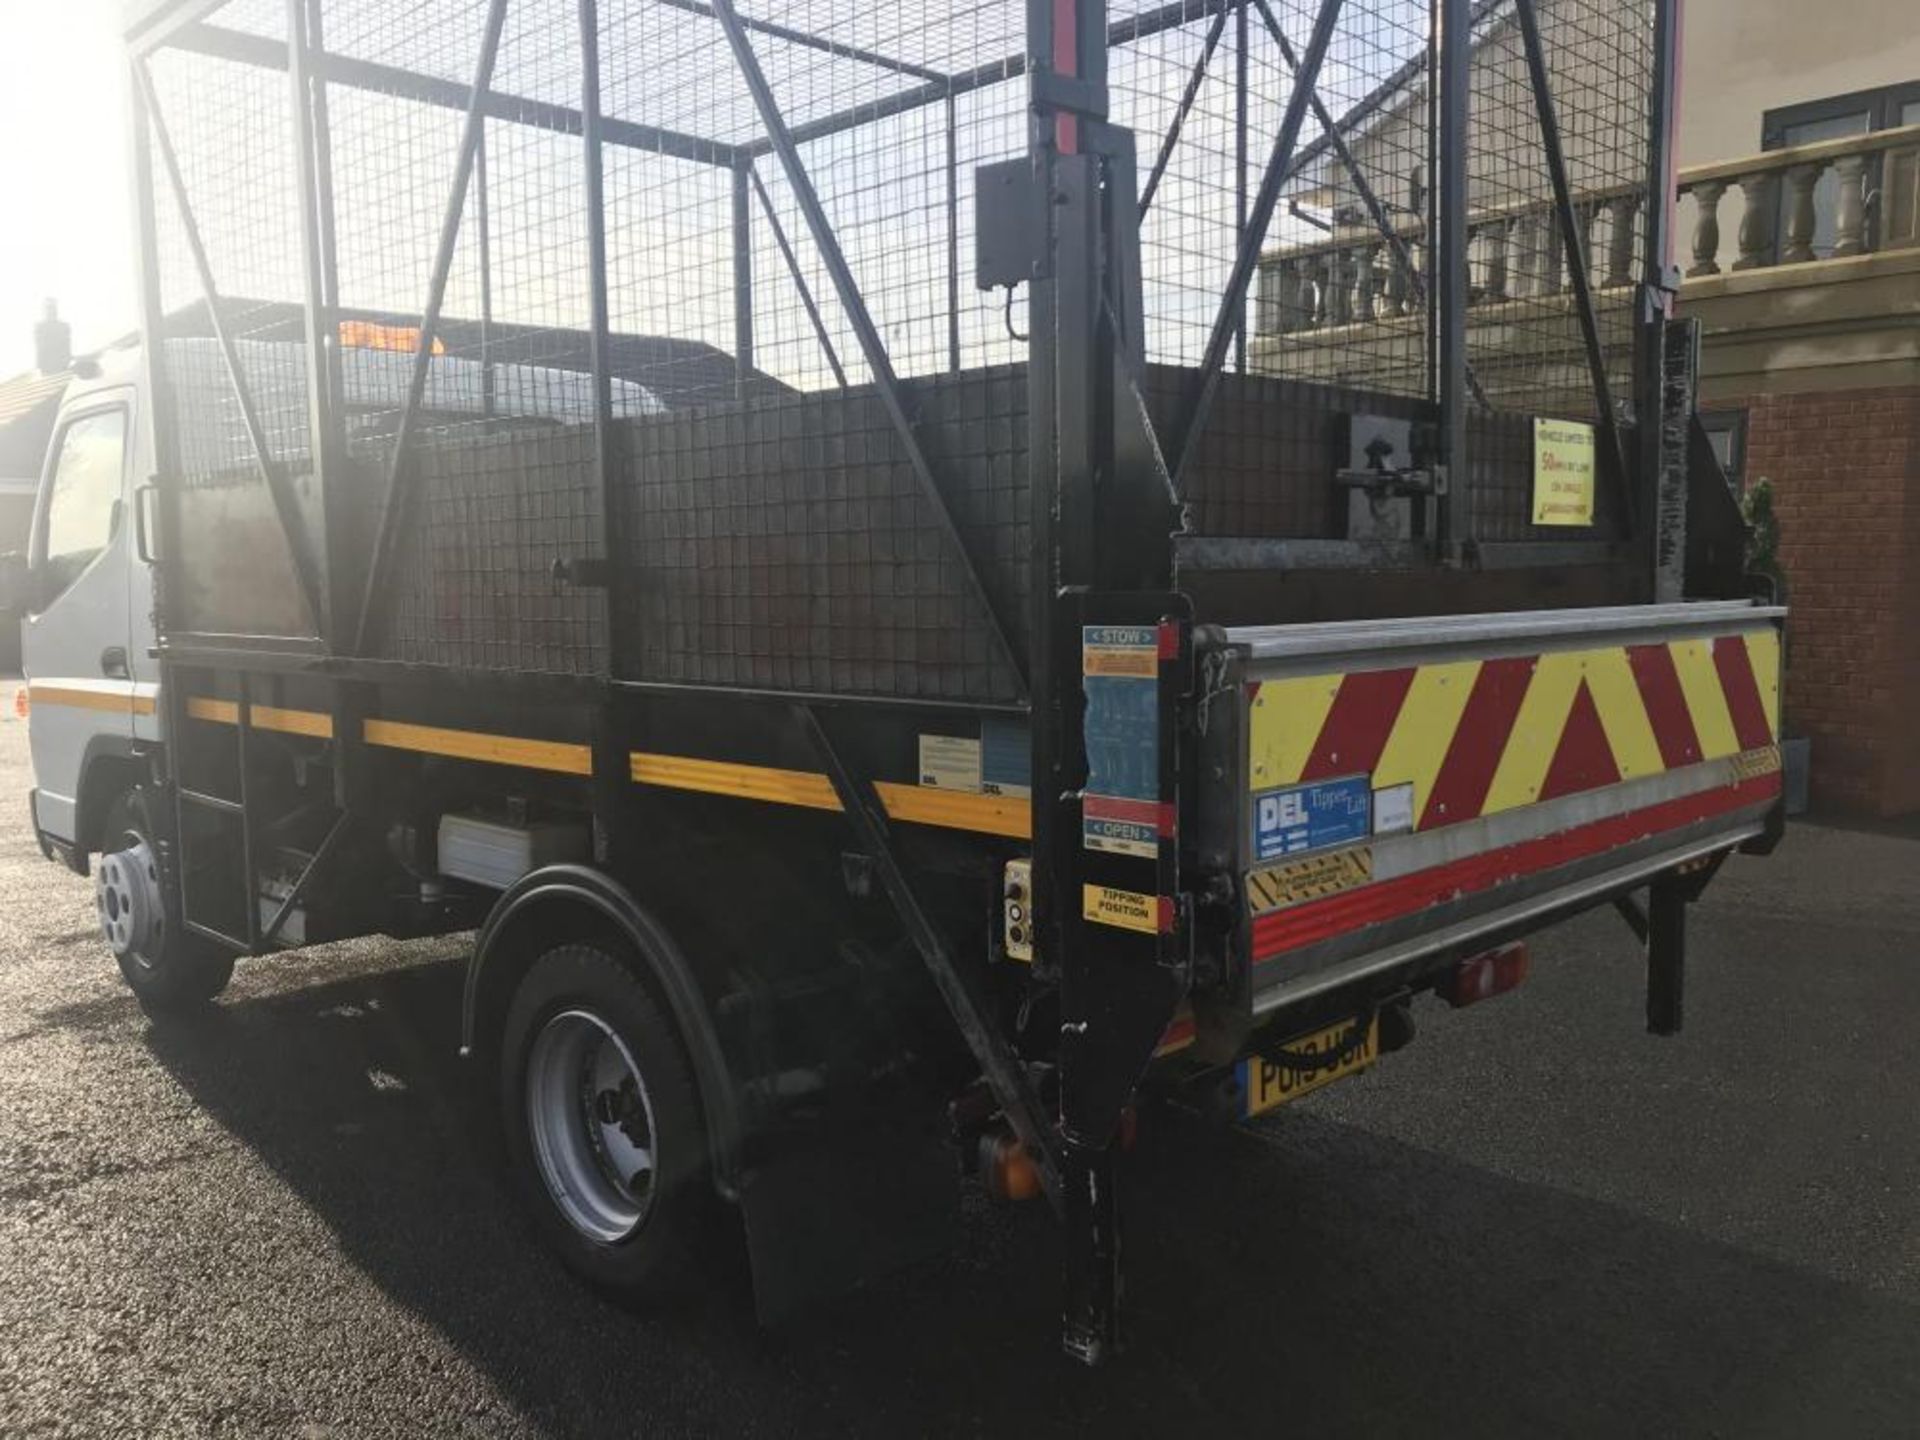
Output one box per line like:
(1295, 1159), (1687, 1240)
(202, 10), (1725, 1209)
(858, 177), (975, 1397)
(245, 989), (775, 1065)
(1675, 3), (1920, 816)
(1249, 0), (1920, 817)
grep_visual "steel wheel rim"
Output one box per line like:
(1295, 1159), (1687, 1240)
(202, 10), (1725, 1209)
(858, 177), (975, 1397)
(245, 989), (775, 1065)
(525, 1007), (657, 1244)
(96, 833), (163, 970)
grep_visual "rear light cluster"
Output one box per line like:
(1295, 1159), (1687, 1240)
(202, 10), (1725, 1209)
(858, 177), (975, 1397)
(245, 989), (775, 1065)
(979, 1108), (1135, 1203)
(978, 1132), (1044, 1202)
(1441, 941), (1530, 1008)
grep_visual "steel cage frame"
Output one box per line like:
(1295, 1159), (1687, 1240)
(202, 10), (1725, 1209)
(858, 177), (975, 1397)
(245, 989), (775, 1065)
(127, 0), (1680, 660)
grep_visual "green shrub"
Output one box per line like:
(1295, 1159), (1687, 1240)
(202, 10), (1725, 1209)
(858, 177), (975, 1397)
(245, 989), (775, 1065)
(1743, 476), (1780, 587)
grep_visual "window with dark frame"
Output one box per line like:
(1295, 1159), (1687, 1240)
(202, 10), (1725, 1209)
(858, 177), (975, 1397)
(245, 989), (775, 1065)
(33, 408), (127, 608)
(1763, 81), (1920, 259)
(1697, 407), (1747, 494)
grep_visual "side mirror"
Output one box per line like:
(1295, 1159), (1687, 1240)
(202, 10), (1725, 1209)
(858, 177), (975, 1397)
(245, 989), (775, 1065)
(0, 552), (30, 614)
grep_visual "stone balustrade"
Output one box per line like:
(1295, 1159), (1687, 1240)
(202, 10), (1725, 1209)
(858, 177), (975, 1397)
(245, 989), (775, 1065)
(1678, 122), (1920, 276)
(1254, 183), (1643, 337)
(1254, 124), (1920, 340)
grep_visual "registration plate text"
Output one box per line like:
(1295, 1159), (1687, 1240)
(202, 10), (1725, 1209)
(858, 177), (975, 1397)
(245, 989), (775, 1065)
(1239, 1015), (1380, 1117)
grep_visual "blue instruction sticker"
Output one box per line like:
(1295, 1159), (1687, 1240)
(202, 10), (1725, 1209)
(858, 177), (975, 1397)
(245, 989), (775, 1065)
(1252, 776), (1372, 862)
(980, 715), (1031, 797)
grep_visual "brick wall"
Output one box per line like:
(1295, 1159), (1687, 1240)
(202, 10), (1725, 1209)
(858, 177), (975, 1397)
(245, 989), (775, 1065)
(1732, 385), (1920, 817)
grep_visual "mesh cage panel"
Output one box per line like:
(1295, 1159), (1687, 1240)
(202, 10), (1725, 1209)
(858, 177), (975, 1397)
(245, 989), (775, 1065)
(147, 0), (319, 639)
(140, 0), (1663, 689)
(1253, 0), (1654, 542)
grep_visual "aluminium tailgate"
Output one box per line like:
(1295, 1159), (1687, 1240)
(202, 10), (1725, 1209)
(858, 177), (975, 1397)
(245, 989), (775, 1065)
(1193, 600), (1786, 1038)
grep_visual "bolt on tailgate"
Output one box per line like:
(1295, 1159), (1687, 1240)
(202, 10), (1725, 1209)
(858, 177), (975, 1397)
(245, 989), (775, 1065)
(1189, 601), (1786, 1049)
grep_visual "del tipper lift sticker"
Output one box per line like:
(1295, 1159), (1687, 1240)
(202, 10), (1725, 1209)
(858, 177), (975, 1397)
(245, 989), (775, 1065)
(1081, 625), (1168, 859)
(1251, 775), (1372, 862)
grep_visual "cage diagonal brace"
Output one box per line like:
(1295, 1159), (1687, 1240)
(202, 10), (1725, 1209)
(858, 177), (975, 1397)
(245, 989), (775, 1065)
(707, 0), (1028, 696)
(352, 0), (508, 656)
(1138, 0), (1230, 218)
(794, 703), (1063, 1208)
(135, 59), (329, 637)
(1171, 0), (1345, 493)
(1513, 0), (1636, 534)
(746, 161), (847, 389)
(1247, 0), (1490, 409)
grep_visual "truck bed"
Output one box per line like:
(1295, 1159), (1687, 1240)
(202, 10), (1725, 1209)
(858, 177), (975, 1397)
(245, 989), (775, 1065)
(167, 352), (1643, 703)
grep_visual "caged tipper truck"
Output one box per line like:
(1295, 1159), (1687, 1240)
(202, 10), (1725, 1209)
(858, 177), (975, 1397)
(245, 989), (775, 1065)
(12, 0), (1781, 1359)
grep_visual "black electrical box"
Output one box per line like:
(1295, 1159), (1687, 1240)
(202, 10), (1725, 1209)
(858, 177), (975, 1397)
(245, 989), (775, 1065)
(973, 157), (1042, 289)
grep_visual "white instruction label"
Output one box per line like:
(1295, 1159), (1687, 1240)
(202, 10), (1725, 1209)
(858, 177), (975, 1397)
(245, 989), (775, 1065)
(918, 734), (982, 792)
(1373, 781), (1416, 837)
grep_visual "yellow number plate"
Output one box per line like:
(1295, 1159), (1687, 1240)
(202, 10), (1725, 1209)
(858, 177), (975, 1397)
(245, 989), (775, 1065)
(1239, 1015), (1380, 1117)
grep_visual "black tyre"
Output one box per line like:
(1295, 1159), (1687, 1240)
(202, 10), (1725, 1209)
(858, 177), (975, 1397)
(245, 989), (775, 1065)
(499, 942), (707, 1296)
(97, 787), (235, 1012)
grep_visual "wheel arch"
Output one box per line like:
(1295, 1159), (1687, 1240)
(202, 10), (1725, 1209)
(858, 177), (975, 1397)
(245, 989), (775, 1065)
(463, 864), (743, 1197)
(63, 738), (155, 873)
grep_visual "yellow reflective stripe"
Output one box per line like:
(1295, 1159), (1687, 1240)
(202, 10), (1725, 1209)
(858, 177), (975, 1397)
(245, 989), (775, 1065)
(186, 697), (335, 738)
(873, 782), (1030, 839)
(1482, 651), (1583, 814)
(1582, 647), (1664, 781)
(630, 752), (1032, 838)
(180, 698), (1023, 837)
(1744, 629), (1782, 739)
(270, 707), (335, 739)
(1248, 674), (1342, 789)
(30, 682), (154, 716)
(362, 718), (592, 775)
(630, 752), (840, 810)
(1370, 659), (1479, 826)
(1667, 637), (1741, 759)
(190, 696), (582, 771)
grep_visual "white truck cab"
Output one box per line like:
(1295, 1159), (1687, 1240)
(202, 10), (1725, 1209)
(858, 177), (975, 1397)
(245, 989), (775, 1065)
(7, 329), (669, 1007)
(17, 341), (160, 866)
(6, 342), (223, 1008)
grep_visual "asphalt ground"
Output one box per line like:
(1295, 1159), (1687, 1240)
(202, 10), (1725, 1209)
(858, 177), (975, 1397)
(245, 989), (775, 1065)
(1, 714), (1917, 1437)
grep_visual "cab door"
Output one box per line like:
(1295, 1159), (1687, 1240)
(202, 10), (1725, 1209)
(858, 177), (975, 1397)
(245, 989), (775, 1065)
(22, 392), (137, 844)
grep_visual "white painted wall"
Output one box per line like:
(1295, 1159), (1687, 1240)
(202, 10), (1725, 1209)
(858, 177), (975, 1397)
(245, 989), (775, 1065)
(1677, 0), (1920, 167)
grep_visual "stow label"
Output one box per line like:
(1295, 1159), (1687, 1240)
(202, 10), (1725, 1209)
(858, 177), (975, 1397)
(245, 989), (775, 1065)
(1083, 625), (1167, 857)
(1246, 846), (1374, 915)
(1247, 629), (1780, 835)
(1083, 883), (1168, 935)
(1083, 626), (1162, 677)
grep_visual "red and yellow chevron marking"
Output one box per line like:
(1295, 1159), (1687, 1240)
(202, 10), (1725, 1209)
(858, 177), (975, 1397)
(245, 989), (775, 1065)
(1248, 628), (1780, 831)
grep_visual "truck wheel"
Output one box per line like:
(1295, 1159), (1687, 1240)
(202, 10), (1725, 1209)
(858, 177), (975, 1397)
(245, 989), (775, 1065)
(499, 943), (706, 1296)
(97, 787), (235, 1012)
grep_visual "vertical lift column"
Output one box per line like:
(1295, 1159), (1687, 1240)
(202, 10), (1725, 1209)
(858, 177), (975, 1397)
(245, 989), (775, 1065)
(1023, 0), (1192, 1365)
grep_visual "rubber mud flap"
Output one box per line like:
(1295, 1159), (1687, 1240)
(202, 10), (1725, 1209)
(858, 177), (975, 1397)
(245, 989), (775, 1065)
(739, 1091), (959, 1324)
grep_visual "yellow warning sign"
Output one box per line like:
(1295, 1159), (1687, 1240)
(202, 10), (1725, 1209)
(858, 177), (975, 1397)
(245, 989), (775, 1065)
(1083, 883), (1163, 934)
(1728, 744), (1783, 782)
(1246, 846), (1374, 915)
(1532, 417), (1596, 526)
